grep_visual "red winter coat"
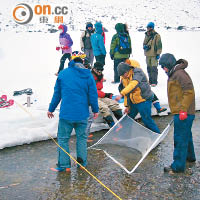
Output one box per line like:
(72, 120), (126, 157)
(92, 74), (106, 98)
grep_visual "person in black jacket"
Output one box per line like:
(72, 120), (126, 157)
(80, 22), (95, 65)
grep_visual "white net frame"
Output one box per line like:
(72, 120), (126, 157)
(89, 114), (172, 174)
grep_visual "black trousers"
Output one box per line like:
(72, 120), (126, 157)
(58, 53), (71, 74)
(95, 55), (105, 68)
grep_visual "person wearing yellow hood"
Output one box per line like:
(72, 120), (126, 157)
(115, 60), (160, 133)
(125, 59), (167, 114)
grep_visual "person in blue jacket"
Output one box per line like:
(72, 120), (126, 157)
(91, 22), (106, 69)
(47, 57), (99, 172)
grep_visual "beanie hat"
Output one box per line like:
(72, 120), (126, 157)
(117, 62), (131, 76)
(159, 53), (176, 71)
(147, 22), (155, 29)
(73, 57), (83, 64)
(93, 62), (104, 71)
(86, 22), (93, 29)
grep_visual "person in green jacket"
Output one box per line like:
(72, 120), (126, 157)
(143, 22), (162, 87)
(110, 23), (132, 83)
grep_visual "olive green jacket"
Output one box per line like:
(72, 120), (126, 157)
(143, 30), (162, 57)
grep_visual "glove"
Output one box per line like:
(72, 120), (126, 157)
(105, 93), (113, 99)
(143, 45), (149, 50)
(81, 47), (84, 52)
(179, 111), (188, 120)
(124, 107), (130, 114)
(62, 46), (69, 50)
(110, 54), (114, 60)
(56, 47), (60, 51)
(156, 54), (160, 60)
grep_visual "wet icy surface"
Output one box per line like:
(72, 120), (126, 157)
(0, 112), (200, 200)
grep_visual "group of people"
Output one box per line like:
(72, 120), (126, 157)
(48, 21), (196, 174)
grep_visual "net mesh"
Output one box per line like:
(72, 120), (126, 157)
(89, 114), (172, 174)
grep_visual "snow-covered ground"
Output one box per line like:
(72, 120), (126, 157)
(0, 0), (200, 149)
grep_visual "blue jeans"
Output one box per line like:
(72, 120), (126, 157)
(171, 114), (196, 172)
(57, 118), (88, 168)
(128, 101), (160, 133)
(85, 107), (94, 137)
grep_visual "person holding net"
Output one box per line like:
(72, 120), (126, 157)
(125, 59), (167, 114)
(115, 61), (160, 133)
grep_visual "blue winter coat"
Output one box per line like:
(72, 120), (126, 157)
(91, 22), (106, 56)
(48, 61), (99, 121)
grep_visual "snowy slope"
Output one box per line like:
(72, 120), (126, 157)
(0, 0), (200, 149)
(1, 0), (200, 33)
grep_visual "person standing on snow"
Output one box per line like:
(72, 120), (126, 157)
(55, 24), (73, 76)
(159, 53), (196, 173)
(47, 57), (99, 172)
(102, 26), (106, 44)
(143, 22), (162, 87)
(91, 22), (106, 69)
(110, 23), (132, 84)
(91, 62), (123, 128)
(115, 61), (160, 133)
(80, 22), (95, 65)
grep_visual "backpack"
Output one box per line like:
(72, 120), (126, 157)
(115, 34), (131, 54)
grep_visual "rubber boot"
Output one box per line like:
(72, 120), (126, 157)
(113, 109), (123, 120)
(153, 102), (167, 113)
(153, 102), (161, 111)
(103, 115), (115, 128)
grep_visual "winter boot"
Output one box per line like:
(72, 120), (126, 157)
(50, 167), (71, 172)
(113, 109), (123, 120)
(153, 102), (167, 113)
(103, 115), (115, 128)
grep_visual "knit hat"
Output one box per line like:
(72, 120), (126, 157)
(93, 62), (104, 71)
(159, 53), (176, 71)
(117, 62), (131, 76)
(73, 57), (83, 64)
(147, 22), (155, 29)
(86, 22), (93, 29)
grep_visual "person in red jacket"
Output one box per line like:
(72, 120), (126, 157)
(91, 62), (123, 127)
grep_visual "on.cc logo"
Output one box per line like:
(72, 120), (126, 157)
(13, 3), (33, 24)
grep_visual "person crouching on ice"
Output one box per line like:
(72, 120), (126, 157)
(115, 61), (160, 133)
(91, 62), (123, 128)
